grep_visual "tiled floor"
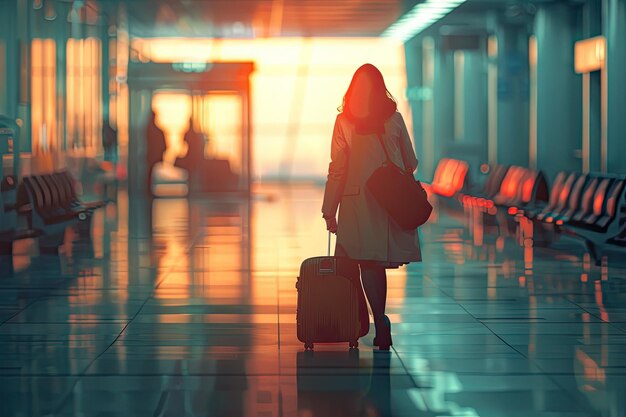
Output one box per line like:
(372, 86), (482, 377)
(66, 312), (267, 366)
(2, 183), (626, 416)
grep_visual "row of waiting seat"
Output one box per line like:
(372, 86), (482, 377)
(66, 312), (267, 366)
(428, 158), (626, 264)
(525, 171), (625, 262)
(0, 171), (106, 254)
(20, 172), (105, 226)
(462, 165), (548, 213)
(431, 160), (549, 215)
(430, 158), (469, 198)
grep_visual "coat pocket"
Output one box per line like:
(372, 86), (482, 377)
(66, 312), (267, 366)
(343, 185), (360, 196)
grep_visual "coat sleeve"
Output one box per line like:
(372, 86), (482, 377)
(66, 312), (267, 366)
(398, 113), (418, 173)
(321, 116), (349, 219)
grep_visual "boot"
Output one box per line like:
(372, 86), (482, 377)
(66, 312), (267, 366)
(373, 315), (392, 351)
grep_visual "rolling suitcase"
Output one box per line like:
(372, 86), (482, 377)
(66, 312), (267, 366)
(295, 233), (369, 350)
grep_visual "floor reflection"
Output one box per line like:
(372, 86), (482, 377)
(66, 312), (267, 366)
(1, 184), (626, 416)
(297, 350), (392, 417)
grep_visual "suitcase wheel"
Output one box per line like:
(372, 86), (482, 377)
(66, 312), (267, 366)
(304, 342), (314, 350)
(349, 340), (358, 349)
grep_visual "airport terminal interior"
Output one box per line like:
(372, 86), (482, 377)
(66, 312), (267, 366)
(1, 0), (626, 415)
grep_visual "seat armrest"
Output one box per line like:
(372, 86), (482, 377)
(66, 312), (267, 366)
(17, 203), (32, 214)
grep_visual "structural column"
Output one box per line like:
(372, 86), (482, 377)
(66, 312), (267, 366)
(403, 37), (426, 177)
(16, 0), (31, 156)
(535, 3), (582, 180)
(0, 2), (17, 117)
(604, 0), (626, 174)
(581, 0), (603, 173)
(461, 49), (488, 175)
(53, 2), (69, 164)
(495, 23), (530, 167)
(101, 15), (110, 122)
(128, 88), (151, 196)
(432, 38), (454, 177)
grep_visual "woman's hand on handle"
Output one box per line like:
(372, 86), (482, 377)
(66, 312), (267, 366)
(324, 217), (338, 234)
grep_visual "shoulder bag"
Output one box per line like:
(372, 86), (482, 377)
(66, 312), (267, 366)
(365, 133), (432, 229)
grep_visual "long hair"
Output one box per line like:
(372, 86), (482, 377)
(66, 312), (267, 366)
(339, 63), (397, 134)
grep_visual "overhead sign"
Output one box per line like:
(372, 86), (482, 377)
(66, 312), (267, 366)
(575, 36), (605, 74)
(172, 62), (211, 73)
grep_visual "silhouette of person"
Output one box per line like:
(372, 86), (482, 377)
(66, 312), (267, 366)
(145, 110), (167, 196)
(175, 120), (205, 193)
(102, 118), (118, 163)
(322, 63), (421, 350)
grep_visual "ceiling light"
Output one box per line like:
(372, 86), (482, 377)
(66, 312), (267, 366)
(44, 0), (57, 21)
(383, 0), (467, 42)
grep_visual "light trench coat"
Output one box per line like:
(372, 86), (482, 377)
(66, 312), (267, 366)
(322, 112), (422, 265)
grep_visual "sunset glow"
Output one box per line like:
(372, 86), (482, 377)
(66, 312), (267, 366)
(134, 37), (409, 179)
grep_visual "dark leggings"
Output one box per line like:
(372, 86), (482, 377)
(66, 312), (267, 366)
(359, 262), (387, 322)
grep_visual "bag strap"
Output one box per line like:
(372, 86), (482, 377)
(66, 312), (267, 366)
(397, 137), (411, 174)
(375, 133), (392, 165)
(376, 133), (393, 164)
(375, 133), (409, 173)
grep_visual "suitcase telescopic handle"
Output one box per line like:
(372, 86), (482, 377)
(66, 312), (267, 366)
(318, 231), (335, 274)
(327, 231), (331, 257)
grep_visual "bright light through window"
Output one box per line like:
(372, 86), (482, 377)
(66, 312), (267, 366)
(132, 37), (409, 180)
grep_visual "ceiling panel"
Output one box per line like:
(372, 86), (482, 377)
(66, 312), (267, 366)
(120, 0), (405, 38)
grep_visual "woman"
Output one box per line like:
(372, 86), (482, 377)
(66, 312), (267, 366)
(322, 63), (421, 351)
